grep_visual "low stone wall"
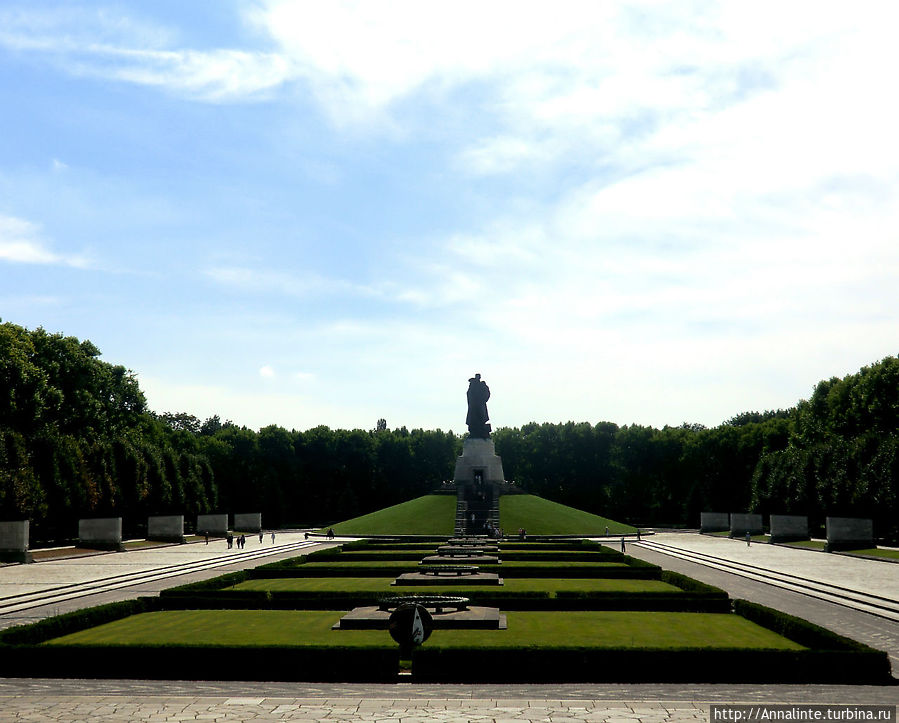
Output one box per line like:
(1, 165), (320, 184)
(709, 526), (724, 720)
(729, 513), (763, 538)
(233, 513), (262, 532)
(700, 512), (729, 533)
(0, 520), (32, 563)
(769, 515), (809, 543)
(826, 517), (874, 552)
(78, 518), (124, 551)
(147, 515), (185, 543)
(197, 514), (228, 537)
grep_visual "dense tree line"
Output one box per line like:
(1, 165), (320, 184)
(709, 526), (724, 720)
(750, 359), (899, 541)
(1, 321), (897, 541)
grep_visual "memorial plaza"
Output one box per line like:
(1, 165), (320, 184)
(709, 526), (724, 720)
(0, 531), (896, 720)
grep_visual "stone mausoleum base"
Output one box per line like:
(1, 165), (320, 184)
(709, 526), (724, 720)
(335, 606), (506, 630)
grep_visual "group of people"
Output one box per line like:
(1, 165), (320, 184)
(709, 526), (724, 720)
(484, 521), (503, 539)
(227, 533), (247, 549)
(227, 531), (277, 548)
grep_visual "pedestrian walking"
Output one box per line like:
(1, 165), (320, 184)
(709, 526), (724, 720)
(621, 536), (626, 553)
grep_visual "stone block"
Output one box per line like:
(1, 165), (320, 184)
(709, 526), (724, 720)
(0, 520), (32, 563)
(147, 515), (184, 543)
(729, 513), (763, 537)
(78, 517), (124, 551)
(234, 512), (262, 532)
(700, 512), (729, 533)
(453, 437), (505, 484)
(769, 515), (809, 543)
(826, 516), (874, 552)
(197, 513), (228, 537)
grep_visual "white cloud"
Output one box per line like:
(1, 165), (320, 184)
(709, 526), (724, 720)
(0, 9), (291, 102)
(0, 214), (91, 267)
(259, 365), (276, 378)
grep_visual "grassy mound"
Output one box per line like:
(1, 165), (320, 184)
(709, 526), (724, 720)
(325, 494), (455, 535)
(500, 495), (635, 535)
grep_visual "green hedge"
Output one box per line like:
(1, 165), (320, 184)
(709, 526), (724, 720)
(733, 600), (890, 655)
(659, 570), (729, 596)
(0, 598), (159, 646)
(0, 595), (398, 681)
(251, 565), (416, 578)
(497, 541), (603, 551)
(304, 552), (432, 562)
(161, 570), (250, 596)
(159, 590), (554, 611)
(498, 551), (622, 562)
(551, 592), (730, 612)
(0, 643), (398, 682)
(489, 564), (658, 579)
(411, 646), (892, 683)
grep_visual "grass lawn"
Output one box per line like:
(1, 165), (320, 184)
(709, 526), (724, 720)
(426, 611), (805, 649)
(45, 610), (803, 651)
(843, 547), (899, 561)
(230, 577), (682, 594)
(44, 610), (389, 648)
(500, 495), (635, 535)
(784, 540), (826, 550)
(325, 495), (455, 535)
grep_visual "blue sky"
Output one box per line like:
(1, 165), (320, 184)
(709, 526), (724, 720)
(2, 1), (898, 433)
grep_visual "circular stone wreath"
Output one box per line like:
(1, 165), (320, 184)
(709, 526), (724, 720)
(377, 595), (470, 613)
(418, 565), (480, 576)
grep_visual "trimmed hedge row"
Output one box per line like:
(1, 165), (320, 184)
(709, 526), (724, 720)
(659, 570), (728, 596)
(732, 599), (890, 657)
(162, 570), (251, 595)
(410, 646), (892, 683)
(251, 565), (418, 578)
(498, 551), (623, 562)
(158, 588), (728, 612)
(0, 598), (160, 646)
(409, 599), (893, 683)
(303, 552), (434, 562)
(551, 592), (730, 612)
(160, 590), (554, 611)
(486, 564), (658, 579)
(0, 596), (398, 681)
(1, 643), (398, 682)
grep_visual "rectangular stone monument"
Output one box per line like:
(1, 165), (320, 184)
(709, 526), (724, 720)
(453, 438), (505, 485)
(78, 517), (125, 551)
(197, 513), (228, 537)
(729, 513), (763, 538)
(147, 515), (185, 543)
(233, 512), (262, 533)
(0, 520), (32, 563)
(826, 516), (874, 552)
(769, 514), (809, 543)
(700, 512), (729, 533)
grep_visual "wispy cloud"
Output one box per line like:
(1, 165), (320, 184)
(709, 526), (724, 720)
(0, 8), (291, 102)
(0, 215), (92, 267)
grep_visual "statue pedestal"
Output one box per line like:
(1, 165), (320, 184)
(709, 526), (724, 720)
(453, 438), (505, 484)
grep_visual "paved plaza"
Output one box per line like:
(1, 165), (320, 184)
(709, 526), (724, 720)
(633, 533), (898, 601)
(0, 531), (897, 720)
